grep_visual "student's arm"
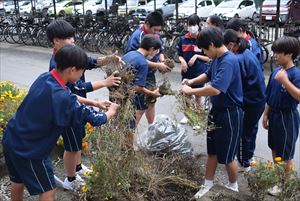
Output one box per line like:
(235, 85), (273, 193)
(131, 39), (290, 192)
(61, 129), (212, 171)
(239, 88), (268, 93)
(76, 96), (112, 109)
(179, 56), (188, 73)
(188, 54), (211, 66)
(182, 73), (210, 86)
(275, 68), (300, 101)
(91, 74), (121, 90)
(262, 104), (270, 129)
(159, 53), (165, 62)
(133, 85), (161, 97)
(53, 93), (119, 128)
(176, 38), (188, 72)
(147, 60), (172, 73)
(181, 84), (220, 96)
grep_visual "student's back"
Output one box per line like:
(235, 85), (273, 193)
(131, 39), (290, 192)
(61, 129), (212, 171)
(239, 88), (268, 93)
(237, 49), (266, 106)
(122, 51), (148, 87)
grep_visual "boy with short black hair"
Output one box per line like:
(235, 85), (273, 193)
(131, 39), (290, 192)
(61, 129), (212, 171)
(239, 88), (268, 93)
(125, 11), (171, 127)
(47, 19), (121, 191)
(123, 34), (162, 129)
(226, 18), (264, 71)
(181, 27), (243, 198)
(2, 45), (119, 201)
(262, 36), (300, 195)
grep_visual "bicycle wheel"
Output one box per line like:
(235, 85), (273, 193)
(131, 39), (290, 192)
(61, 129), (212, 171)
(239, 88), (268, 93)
(0, 25), (4, 42)
(4, 25), (14, 44)
(11, 25), (22, 44)
(261, 45), (269, 64)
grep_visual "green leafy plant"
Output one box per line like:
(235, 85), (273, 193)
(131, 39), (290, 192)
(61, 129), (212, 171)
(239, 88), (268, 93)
(245, 158), (300, 201)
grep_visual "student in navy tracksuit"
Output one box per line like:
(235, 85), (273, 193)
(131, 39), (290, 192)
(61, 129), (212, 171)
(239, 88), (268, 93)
(226, 18), (264, 71)
(205, 15), (224, 30)
(263, 36), (300, 171)
(122, 35), (162, 138)
(47, 20), (121, 191)
(224, 29), (266, 171)
(181, 27), (243, 198)
(2, 45), (119, 201)
(177, 14), (210, 108)
(125, 11), (171, 126)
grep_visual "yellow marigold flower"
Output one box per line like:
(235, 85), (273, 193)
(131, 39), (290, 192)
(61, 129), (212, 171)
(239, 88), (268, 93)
(81, 185), (88, 193)
(117, 182), (121, 186)
(83, 171), (89, 177)
(274, 157), (282, 162)
(267, 165), (274, 171)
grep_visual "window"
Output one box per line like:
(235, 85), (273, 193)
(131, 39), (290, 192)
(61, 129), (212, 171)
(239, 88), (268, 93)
(198, 1), (205, 7)
(206, 0), (212, 6)
(246, 0), (253, 6)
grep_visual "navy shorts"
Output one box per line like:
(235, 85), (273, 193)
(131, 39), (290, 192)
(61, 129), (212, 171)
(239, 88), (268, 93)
(268, 108), (299, 160)
(62, 124), (85, 152)
(133, 93), (148, 110)
(207, 107), (243, 164)
(3, 146), (56, 195)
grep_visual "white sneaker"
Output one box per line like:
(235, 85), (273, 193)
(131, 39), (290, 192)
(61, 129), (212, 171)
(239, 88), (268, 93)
(63, 176), (85, 192)
(180, 116), (188, 124)
(75, 174), (86, 184)
(239, 166), (251, 173)
(193, 125), (201, 130)
(268, 185), (281, 196)
(224, 183), (239, 192)
(77, 164), (92, 177)
(194, 185), (213, 199)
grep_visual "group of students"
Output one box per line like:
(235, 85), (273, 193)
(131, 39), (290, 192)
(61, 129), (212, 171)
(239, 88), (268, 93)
(2, 10), (300, 201)
(178, 15), (300, 198)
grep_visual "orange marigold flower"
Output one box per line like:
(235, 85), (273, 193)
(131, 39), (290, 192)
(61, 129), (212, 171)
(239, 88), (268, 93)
(250, 161), (258, 166)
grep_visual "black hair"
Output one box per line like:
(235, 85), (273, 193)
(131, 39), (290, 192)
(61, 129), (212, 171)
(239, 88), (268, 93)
(197, 27), (223, 50)
(272, 36), (300, 60)
(187, 14), (201, 26)
(225, 18), (246, 32)
(140, 34), (162, 51)
(145, 11), (164, 27)
(223, 29), (248, 53)
(208, 15), (224, 30)
(55, 45), (88, 71)
(47, 20), (75, 43)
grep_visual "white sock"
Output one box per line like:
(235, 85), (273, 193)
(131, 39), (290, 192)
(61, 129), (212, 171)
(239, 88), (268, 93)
(227, 181), (238, 189)
(204, 179), (214, 188)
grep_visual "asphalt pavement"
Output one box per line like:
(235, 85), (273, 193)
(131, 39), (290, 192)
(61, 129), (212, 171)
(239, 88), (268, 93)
(0, 42), (299, 169)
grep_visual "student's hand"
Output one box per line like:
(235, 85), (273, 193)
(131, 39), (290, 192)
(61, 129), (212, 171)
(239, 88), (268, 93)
(262, 113), (269, 130)
(275, 68), (289, 85)
(181, 84), (193, 95)
(157, 62), (172, 73)
(95, 100), (112, 110)
(182, 79), (191, 86)
(188, 55), (198, 66)
(111, 50), (125, 65)
(106, 102), (120, 119)
(152, 88), (161, 97)
(103, 74), (122, 87)
(181, 60), (188, 73)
